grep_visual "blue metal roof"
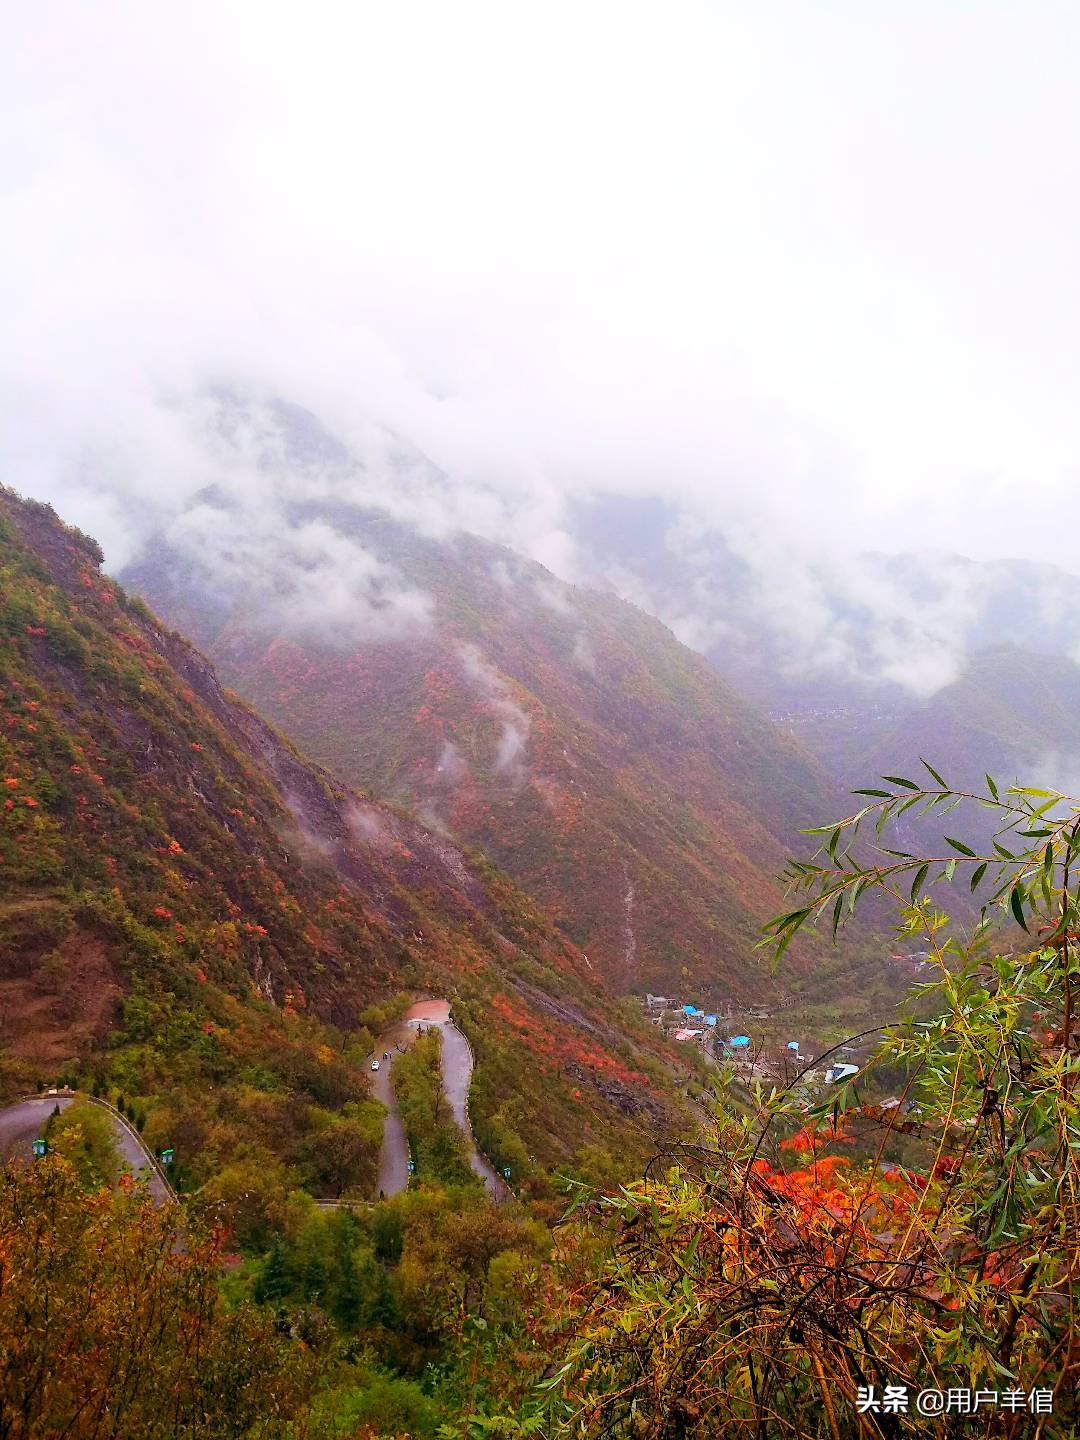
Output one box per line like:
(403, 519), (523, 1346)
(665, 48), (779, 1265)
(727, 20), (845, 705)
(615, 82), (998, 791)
(727, 1035), (751, 1047)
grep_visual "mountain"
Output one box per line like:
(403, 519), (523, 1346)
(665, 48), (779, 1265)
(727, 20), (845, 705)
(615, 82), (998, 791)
(749, 646), (1080, 917)
(0, 484), (686, 1195)
(756, 643), (1080, 811)
(568, 496), (1080, 807)
(121, 494), (842, 1002)
(847, 645), (1080, 794)
(569, 494), (1080, 718)
(97, 389), (1080, 960)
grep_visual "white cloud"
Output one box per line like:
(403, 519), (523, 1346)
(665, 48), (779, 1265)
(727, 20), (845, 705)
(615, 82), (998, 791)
(165, 490), (434, 644)
(571, 634), (598, 677)
(3, 1), (1080, 691)
(435, 741), (469, 785)
(457, 642), (531, 777)
(347, 803), (388, 848)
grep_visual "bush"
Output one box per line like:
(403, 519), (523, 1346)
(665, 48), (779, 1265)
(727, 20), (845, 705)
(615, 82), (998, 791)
(545, 770), (1080, 1435)
(45, 1101), (122, 1189)
(0, 1156), (316, 1436)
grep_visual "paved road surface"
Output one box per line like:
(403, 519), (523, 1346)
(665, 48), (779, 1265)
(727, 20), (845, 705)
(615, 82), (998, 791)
(370, 1000), (508, 1201)
(0, 998), (506, 1209)
(368, 1018), (417, 1197)
(0, 1096), (172, 1203)
(436, 1018), (507, 1196)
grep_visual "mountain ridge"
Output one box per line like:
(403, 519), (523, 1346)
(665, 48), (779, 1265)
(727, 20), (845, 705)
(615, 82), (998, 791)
(122, 496), (843, 999)
(0, 484), (685, 1199)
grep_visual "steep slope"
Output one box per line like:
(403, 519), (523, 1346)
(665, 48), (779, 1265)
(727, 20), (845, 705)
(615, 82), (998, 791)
(575, 496), (1080, 810)
(852, 646), (1080, 794)
(0, 485), (684, 1193)
(761, 648), (1080, 896)
(122, 501), (840, 1000)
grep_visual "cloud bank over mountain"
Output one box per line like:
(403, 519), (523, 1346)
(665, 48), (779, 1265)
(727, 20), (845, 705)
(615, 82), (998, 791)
(4, 2), (1080, 692)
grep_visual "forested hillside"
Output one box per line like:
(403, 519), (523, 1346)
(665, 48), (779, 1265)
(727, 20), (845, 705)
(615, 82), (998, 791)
(0, 486), (685, 1199)
(851, 646), (1080, 792)
(123, 495), (840, 999)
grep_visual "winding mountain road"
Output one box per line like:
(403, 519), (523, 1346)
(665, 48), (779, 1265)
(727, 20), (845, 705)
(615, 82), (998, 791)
(0, 999), (506, 1209)
(0, 1094), (172, 1203)
(368, 999), (508, 1201)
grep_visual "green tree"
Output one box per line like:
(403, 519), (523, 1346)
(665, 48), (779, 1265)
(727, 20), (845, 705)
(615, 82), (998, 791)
(254, 1237), (291, 1306)
(393, 1030), (477, 1188)
(195, 1150), (290, 1251)
(303, 1110), (381, 1197)
(301, 1251), (328, 1304)
(332, 1228), (366, 1330)
(46, 1101), (122, 1189)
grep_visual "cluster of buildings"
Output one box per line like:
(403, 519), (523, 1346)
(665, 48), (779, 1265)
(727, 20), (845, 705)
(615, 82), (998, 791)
(672, 1003), (721, 1044)
(644, 994), (801, 1071)
(644, 995), (728, 1045)
(642, 992), (868, 1090)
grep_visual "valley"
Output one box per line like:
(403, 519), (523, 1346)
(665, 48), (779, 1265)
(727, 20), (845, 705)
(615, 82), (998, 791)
(3, 486), (1077, 1436)
(0, 486), (689, 1201)
(121, 488), (847, 1000)
(6, 9), (1079, 1430)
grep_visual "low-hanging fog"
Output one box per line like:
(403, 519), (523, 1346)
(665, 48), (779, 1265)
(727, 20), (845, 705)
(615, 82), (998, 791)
(3, 1), (1080, 696)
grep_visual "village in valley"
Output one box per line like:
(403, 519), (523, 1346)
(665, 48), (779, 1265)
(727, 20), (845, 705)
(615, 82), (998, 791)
(640, 991), (867, 1090)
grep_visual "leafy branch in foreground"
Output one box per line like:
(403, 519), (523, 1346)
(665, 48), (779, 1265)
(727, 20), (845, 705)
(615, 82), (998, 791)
(765, 760), (1080, 957)
(540, 762), (1080, 1437)
(0, 1157), (321, 1437)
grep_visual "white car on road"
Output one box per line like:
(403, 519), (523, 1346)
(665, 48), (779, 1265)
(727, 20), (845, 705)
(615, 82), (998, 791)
(371, 1060), (380, 1071)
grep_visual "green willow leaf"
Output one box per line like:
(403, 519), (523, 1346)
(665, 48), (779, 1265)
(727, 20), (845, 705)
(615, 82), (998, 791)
(921, 758), (947, 787)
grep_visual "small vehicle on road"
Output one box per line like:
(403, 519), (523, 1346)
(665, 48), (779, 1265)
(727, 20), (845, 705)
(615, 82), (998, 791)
(371, 1060), (380, 1071)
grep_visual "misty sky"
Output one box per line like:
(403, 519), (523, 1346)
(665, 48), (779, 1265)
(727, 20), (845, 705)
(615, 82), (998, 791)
(2, 1), (1079, 582)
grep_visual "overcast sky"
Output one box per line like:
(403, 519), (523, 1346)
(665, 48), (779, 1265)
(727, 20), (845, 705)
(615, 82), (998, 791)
(2, 0), (1079, 579)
